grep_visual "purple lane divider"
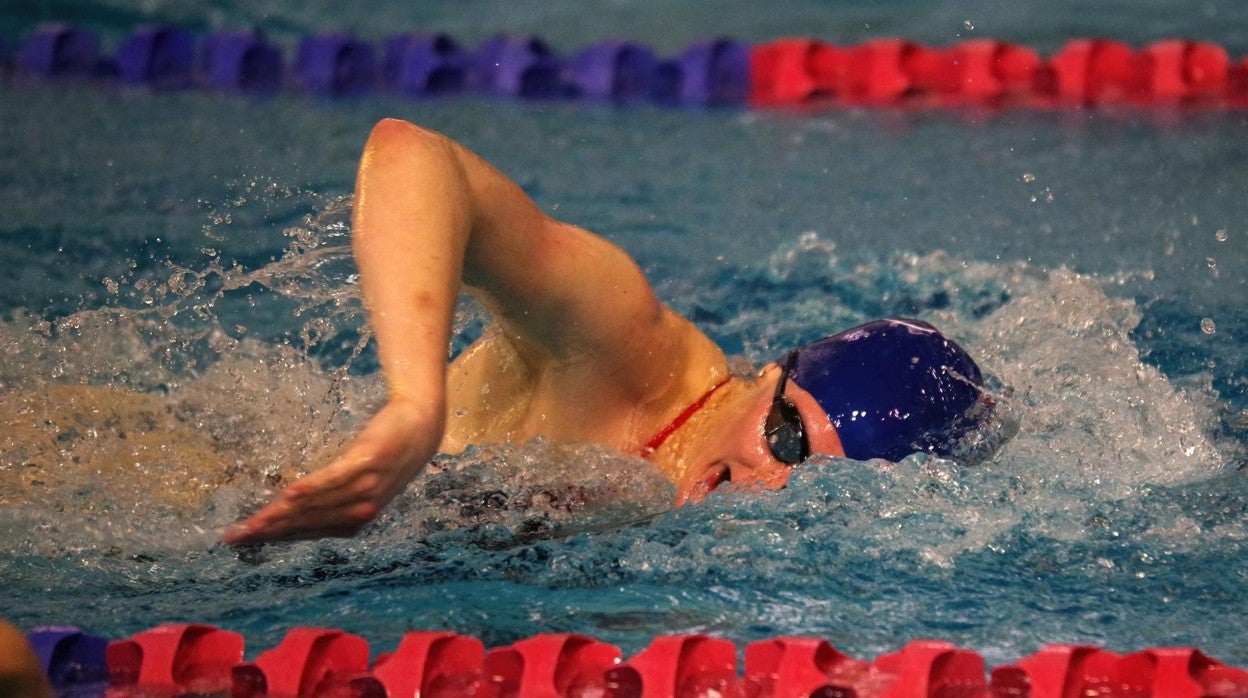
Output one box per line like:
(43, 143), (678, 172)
(296, 32), (376, 95)
(115, 25), (196, 88)
(27, 626), (109, 695)
(200, 30), (283, 91)
(383, 33), (467, 96)
(655, 38), (750, 106)
(571, 40), (657, 101)
(473, 35), (564, 98)
(16, 24), (102, 79)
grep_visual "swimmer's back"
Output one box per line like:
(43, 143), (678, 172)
(441, 297), (728, 455)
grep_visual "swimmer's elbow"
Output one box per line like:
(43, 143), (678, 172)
(368, 117), (419, 141)
(360, 120), (464, 193)
(366, 118), (452, 155)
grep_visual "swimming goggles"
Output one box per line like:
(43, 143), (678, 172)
(764, 351), (810, 465)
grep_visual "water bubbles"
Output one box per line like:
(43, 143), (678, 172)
(1214, 229), (1228, 242)
(1200, 317), (1216, 334)
(1021, 175), (1054, 204)
(963, 19), (975, 31)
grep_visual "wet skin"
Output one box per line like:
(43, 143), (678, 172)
(654, 364), (845, 505)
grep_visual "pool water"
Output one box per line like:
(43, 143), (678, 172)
(2, 0), (1248, 670)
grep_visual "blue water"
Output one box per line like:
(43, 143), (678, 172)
(2, 0), (1248, 670)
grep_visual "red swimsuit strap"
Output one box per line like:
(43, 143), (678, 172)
(640, 378), (731, 458)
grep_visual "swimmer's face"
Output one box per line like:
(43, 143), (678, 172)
(675, 364), (845, 504)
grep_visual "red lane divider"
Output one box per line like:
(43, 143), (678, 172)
(990, 644), (1248, 698)
(232, 627), (374, 698)
(749, 37), (1248, 109)
(486, 633), (622, 697)
(105, 623), (243, 696)
(902, 40), (1043, 106)
(874, 640), (987, 698)
(372, 631), (484, 697)
(608, 634), (738, 696)
(745, 636), (871, 696)
(28, 623), (1248, 697)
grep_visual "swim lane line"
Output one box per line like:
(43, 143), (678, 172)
(7, 24), (1248, 109)
(25, 623), (1248, 696)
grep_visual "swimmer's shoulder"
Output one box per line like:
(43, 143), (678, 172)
(639, 306), (731, 413)
(442, 329), (538, 452)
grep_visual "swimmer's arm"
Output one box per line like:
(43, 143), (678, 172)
(352, 120), (677, 417)
(224, 119), (675, 544)
(354, 120), (683, 404)
(358, 119), (673, 402)
(224, 120), (470, 543)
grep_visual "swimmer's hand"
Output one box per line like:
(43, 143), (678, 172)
(222, 399), (442, 545)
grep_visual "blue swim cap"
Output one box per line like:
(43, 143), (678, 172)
(787, 318), (985, 462)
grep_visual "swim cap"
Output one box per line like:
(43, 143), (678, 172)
(787, 318), (985, 462)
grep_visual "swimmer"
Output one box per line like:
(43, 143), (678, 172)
(0, 620), (53, 698)
(223, 119), (987, 545)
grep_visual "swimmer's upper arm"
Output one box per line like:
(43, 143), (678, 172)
(453, 138), (676, 384)
(354, 119), (676, 400)
(466, 215), (667, 362)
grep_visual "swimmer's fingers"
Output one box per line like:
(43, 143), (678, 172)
(222, 495), (378, 543)
(222, 398), (443, 545)
(219, 452), (375, 544)
(222, 459), (413, 544)
(275, 410), (437, 512)
(222, 463), (403, 544)
(223, 459), (425, 545)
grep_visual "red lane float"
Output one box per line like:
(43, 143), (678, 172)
(486, 633), (622, 697)
(1142, 40), (1229, 103)
(372, 631), (484, 697)
(610, 634), (738, 696)
(1040, 38), (1231, 106)
(749, 36), (1248, 109)
(32, 624), (1248, 698)
(745, 637), (870, 696)
(232, 627), (374, 698)
(902, 40), (1042, 105)
(990, 644), (1248, 698)
(106, 623), (243, 696)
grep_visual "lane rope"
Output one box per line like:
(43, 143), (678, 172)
(25, 623), (1248, 697)
(6, 24), (1248, 108)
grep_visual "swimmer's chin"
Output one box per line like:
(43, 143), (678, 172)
(674, 463), (730, 506)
